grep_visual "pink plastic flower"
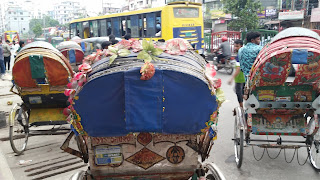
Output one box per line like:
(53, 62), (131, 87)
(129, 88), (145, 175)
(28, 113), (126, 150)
(165, 38), (188, 55)
(213, 78), (222, 89)
(116, 40), (131, 49)
(206, 63), (217, 78)
(64, 89), (76, 96)
(78, 63), (92, 72)
(131, 39), (143, 52)
(140, 62), (155, 80)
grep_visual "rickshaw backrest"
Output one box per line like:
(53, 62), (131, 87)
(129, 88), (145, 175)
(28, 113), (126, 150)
(249, 27), (320, 91)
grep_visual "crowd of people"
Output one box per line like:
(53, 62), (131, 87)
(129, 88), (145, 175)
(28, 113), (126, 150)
(0, 39), (25, 79)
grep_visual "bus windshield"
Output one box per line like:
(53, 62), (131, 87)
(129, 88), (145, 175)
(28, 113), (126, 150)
(173, 8), (199, 18)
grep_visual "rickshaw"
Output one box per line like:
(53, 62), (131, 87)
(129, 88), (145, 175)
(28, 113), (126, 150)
(63, 38), (226, 179)
(9, 41), (74, 155)
(51, 36), (64, 48)
(233, 27), (320, 170)
(57, 41), (84, 71)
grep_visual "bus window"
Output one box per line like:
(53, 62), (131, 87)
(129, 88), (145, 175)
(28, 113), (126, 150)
(127, 17), (131, 34)
(83, 22), (90, 38)
(121, 18), (126, 36)
(77, 22), (83, 38)
(100, 19), (107, 37)
(112, 17), (121, 37)
(131, 15), (139, 38)
(70, 23), (77, 38)
(146, 13), (156, 37)
(91, 20), (99, 37)
(107, 20), (112, 36)
(155, 12), (161, 37)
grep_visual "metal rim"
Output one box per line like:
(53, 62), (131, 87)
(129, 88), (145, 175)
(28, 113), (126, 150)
(203, 163), (226, 180)
(308, 128), (320, 171)
(234, 109), (243, 168)
(9, 108), (29, 155)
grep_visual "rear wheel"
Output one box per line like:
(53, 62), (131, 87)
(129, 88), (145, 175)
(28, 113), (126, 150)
(234, 108), (244, 168)
(203, 163), (225, 180)
(308, 128), (320, 171)
(9, 107), (29, 155)
(226, 67), (234, 75)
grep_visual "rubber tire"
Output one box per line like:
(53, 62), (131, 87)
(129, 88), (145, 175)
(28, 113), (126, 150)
(226, 67), (234, 75)
(9, 108), (29, 155)
(307, 129), (320, 171)
(234, 111), (244, 168)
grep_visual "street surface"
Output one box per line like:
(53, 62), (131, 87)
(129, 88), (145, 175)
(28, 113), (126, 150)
(0, 57), (319, 179)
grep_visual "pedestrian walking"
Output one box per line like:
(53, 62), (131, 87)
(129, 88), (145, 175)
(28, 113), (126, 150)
(228, 39), (245, 107)
(16, 41), (25, 53)
(0, 40), (5, 79)
(2, 40), (11, 72)
(238, 32), (262, 81)
(11, 40), (20, 58)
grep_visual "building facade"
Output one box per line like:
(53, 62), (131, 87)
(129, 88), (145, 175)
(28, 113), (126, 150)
(4, 5), (30, 34)
(53, 1), (86, 25)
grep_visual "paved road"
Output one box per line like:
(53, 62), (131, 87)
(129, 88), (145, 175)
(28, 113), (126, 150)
(208, 71), (320, 180)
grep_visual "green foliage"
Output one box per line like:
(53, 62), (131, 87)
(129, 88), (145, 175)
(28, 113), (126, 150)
(137, 39), (163, 63)
(32, 23), (43, 37)
(222, 0), (261, 31)
(29, 16), (61, 34)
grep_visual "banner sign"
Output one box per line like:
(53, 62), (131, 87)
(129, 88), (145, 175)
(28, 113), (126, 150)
(257, 10), (266, 18)
(266, 9), (277, 16)
(311, 8), (320, 22)
(279, 10), (304, 20)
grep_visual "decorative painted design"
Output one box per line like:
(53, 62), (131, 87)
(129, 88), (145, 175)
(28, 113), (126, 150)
(257, 90), (275, 101)
(294, 91), (312, 102)
(125, 147), (165, 170)
(293, 52), (320, 85)
(200, 111), (219, 141)
(91, 135), (136, 146)
(166, 146), (185, 164)
(137, 132), (152, 146)
(252, 114), (306, 134)
(256, 53), (291, 87)
(153, 134), (196, 144)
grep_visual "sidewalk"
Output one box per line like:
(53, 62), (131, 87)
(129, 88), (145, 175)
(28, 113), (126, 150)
(0, 143), (15, 180)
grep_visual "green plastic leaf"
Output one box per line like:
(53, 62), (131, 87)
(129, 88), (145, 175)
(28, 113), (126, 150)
(142, 39), (149, 50)
(109, 54), (118, 65)
(151, 48), (163, 56)
(108, 46), (118, 54)
(118, 49), (131, 57)
(137, 51), (152, 62)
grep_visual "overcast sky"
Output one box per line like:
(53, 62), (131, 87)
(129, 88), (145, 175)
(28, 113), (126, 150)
(6, 0), (124, 13)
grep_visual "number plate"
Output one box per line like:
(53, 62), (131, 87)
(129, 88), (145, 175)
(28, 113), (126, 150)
(29, 96), (42, 104)
(94, 145), (123, 166)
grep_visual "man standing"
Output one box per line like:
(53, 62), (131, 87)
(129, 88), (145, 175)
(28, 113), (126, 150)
(11, 40), (20, 58)
(0, 40), (5, 79)
(238, 32), (262, 81)
(228, 39), (245, 107)
(2, 40), (11, 72)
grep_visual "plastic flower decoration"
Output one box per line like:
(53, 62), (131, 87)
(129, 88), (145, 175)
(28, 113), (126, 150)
(165, 38), (188, 55)
(108, 46), (131, 65)
(137, 39), (163, 80)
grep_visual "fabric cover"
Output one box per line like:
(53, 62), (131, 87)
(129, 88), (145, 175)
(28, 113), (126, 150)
(29, 55), (46, 79)
(68, 49), (76, 63)
(291, 49), (308, 64)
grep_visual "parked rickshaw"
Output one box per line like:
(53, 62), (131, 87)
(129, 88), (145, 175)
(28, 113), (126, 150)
(9, 41), (73, 155)
(57, 41), (84, 71)
(63, 38), (225, 179)
(233, 27), (320, 170)
(51, 36), (64, 48)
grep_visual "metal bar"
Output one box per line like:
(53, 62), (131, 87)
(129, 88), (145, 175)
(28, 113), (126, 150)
(232, 138), (306, 144)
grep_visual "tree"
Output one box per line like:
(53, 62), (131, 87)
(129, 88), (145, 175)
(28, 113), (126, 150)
(32, 23), (43, 37)
(222, 0), (262, 31)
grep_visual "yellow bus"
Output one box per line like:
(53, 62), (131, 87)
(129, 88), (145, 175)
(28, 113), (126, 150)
(69, 2), (204, 52)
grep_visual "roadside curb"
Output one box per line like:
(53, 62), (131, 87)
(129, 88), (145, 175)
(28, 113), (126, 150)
(0, 144), (15, 180)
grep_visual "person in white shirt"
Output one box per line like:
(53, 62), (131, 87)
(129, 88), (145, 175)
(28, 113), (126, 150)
(11, 40), (20, 58)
